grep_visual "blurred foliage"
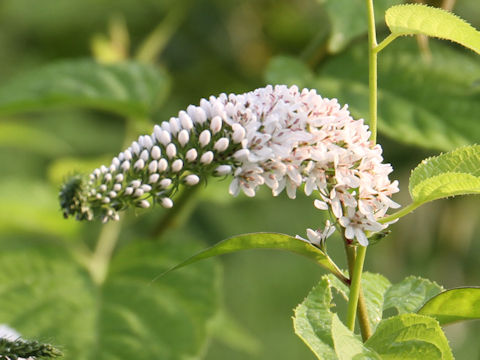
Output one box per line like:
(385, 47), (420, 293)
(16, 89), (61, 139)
(0, 0), (479, 359)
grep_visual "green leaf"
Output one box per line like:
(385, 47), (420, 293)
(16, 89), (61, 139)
(0, 60), (169, 117)
(163, 232), (347, 282)
(293, 277), (337, 359)
(320, 0), (402, 53)
(265, 40), (480, 150)
(0, 121), (73, 156)
(385, 4), (480, 54)
(409, 145), (480, 205)
(418, 287), (480, 325)
(264, 55), (313, 87)
(384, 276), (443, 315)
(365, 314), (454, 360)
(331, 314), (381, 360)
(0, 235), (220, 360)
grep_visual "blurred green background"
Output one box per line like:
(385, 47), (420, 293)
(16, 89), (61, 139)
(0, 0), (479, 359)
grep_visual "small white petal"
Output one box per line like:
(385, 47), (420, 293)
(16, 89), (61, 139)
(96, 193), (102, 199)
(149, 174), (160, 183)
(148, 161), (158, 173)
(103, 197), (111, 204)
(141, 184), (152, 192)
(233, 149), (250, 161)
(199, 130), (211, 147)
(112, 157), (120, 167)
(93, 168), (101, 177)
(123, 150), (132, 160)
(184, 174), (200, 186)
(134, 188), (144, 197)
(100, 165), (108, 173)
(178, 129), (190, 147)
(232, 123), (246, 143)
(109, 191), (117, 198)
(99, 184), (107, 192)
(131, 180), (141, 188)
(121, 161), (130, 171)
(160, 178), (172, 188)
(153, 125), (162, 143)
(210, 116), (223, 134)
(139, 200), (150, 208)
(216, 165), (232, 175)
(161, 197), (174, 208)
(113, 184), (122, 192)
(143, 136), (153, 149)
(104, 173), (112, 182)
(214, 137), (229, 152)
(166, 143), (177, 158)
(159, 130), (171, 146)
(115, 174), (124, 182)
(200, 151), (214, 164)
(169, 117), (181, 134)
(171, 159), (183, 172)
(132, 142), (140, 155)
(314, 199), (329, 210)
(179, 111), (194, 130)
(158, 158), (168, 172)
(140, 150), (149, 162)
(134, 159), (145, 170)
(186, 148), (198, 162)
(151, 145), (161, 160)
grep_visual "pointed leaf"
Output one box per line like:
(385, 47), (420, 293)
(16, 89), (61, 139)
(409, 145), (480, 205)
(0, 60), (169, 117)
(163, 232), (347, 282)
(386, 4), (480, 54)
(365, 314), (454, 360)
(331, 314), (381, 360)
(418, 287), (480, 325)
(293, 277), (337, 359)
(0, 235), (220, 360)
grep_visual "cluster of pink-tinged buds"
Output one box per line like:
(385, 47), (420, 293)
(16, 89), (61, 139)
(60, 85), (399, 246)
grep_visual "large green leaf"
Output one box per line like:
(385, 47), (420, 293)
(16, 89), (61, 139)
(417, 287), (480, 325)
(385, 4), (480, 54)
(293, 277), (337, 359)
(163, 232), (347, 283)
(0, 60), (169, 117)
(266, 40), (480, 150)
(384, 276), (443, 315)
(320, 0), (402, 53)
(331, 314), (381, 360)
(365, 314), (454, 359)
(0, 235), (220, 360)
(409, 145), (480, 205)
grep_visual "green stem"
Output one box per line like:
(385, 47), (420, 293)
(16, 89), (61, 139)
(378, 202), (420, 224)
(366, 0), (378, 143)
(89, 220), (122, 285)
(374, 34), (398, 54)
(346, 245), (367, 331)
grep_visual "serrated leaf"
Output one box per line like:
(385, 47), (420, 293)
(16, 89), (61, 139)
(321, 0), (402, 53)
(418, 287), (480, 325)
(266, 39), (480, 150)
(0, 235), (220, 360)
(293, 277), (337, 359)
(365, 314), (454, 360)
(384, 276), (443, 315)
(331, 314), (381, 360)
(385, 4), (480, 54)
(409, 145), (480, 205)
(163, 232), (347, 282)
(0, 60), (169, 117)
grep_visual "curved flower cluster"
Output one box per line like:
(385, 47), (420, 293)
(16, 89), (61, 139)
(60, 85), (399, 246)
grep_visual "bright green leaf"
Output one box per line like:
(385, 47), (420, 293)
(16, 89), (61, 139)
(0, 235), (220, 360)
(385, 4), (480, 54)
(320, 0), (402, 53)
(163, 232), (347, 282)
(409, 145), (480, 204)
(384, 276), (443, 315)
(0, 60), (169, 117)
(418, 287), (480, 325)
(293, 277), (337, 360)
(331, 314), (380, 360)
(365, 314), (454, 360)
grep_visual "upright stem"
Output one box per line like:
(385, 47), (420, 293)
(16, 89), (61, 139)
(366, 0), (378, 144)
(346, 245), (367, 331)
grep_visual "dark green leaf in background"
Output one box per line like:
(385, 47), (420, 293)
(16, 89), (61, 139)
(0, 60), (169, 118)
(0, 235), (220, 360)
